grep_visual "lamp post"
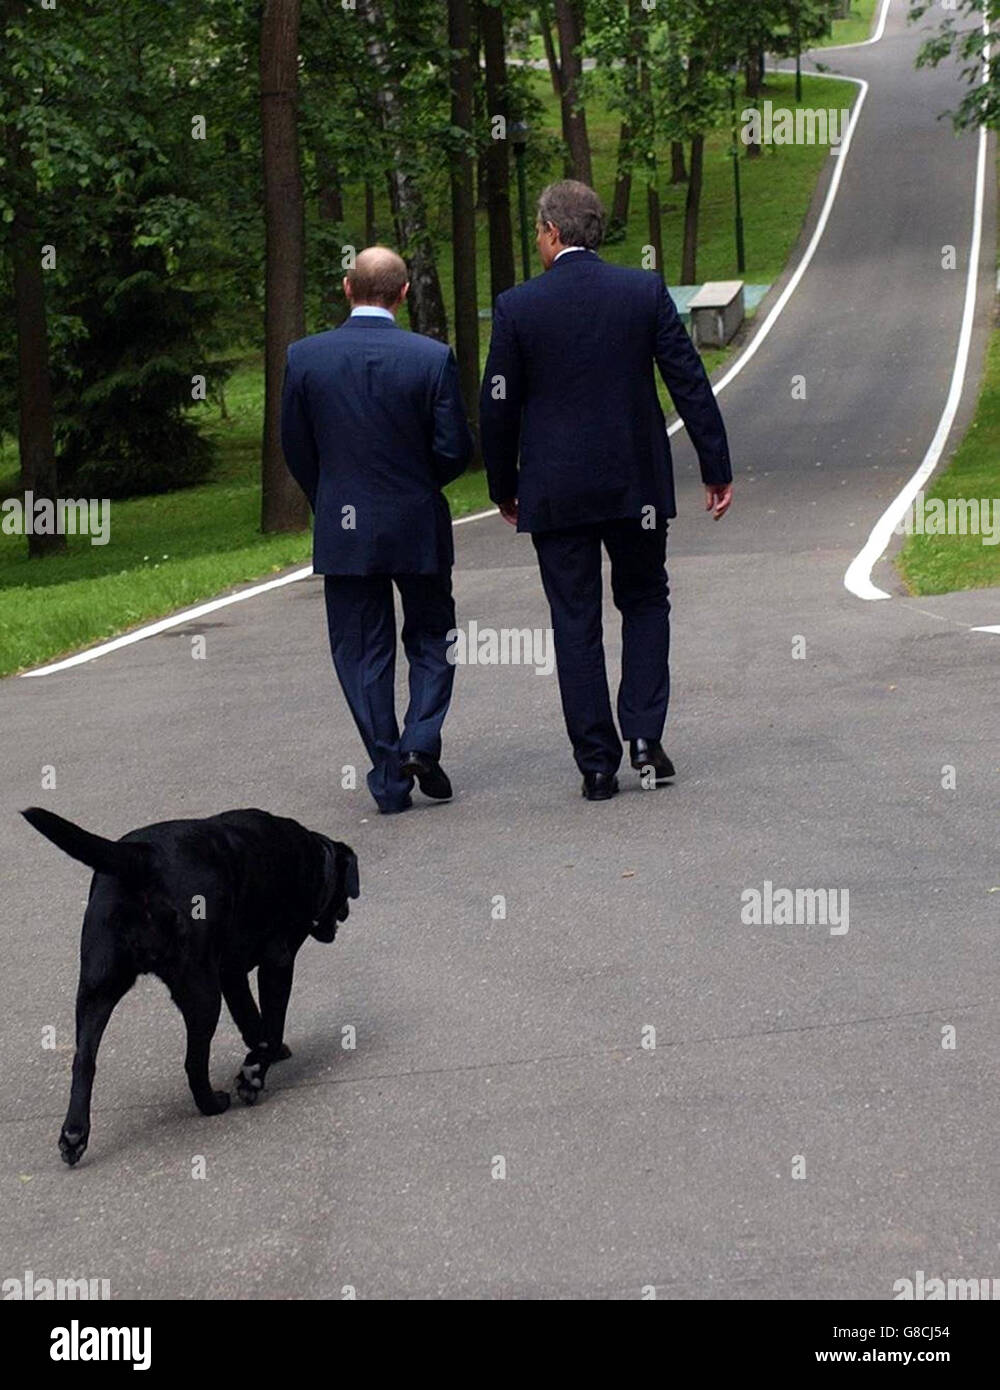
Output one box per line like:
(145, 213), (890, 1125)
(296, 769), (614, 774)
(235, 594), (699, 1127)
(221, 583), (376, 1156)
(728, 73), (746, 275)
(511, 120), (531, 282)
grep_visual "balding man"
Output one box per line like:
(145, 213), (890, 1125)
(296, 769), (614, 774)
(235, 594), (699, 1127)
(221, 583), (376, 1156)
(281, 246), (474, 815)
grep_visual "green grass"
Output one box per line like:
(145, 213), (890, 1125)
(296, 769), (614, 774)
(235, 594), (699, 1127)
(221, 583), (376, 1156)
(0, 71), (858, 678)
(520, 4), (881, 62)
(897, 313), (1000, 596)
(0, 390), (493, 676)
(816, 0), (879, 50)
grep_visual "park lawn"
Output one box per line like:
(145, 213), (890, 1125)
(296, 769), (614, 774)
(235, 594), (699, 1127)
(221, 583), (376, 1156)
(0, 72), (857, 678)
(0, 431), (492, 677)
(819, 0), (879, 49)
(519, 3), (880, 61)
(897, 326), (1000, 595)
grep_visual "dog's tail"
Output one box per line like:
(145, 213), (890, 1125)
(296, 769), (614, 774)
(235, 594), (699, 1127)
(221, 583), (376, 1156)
(21, 807), (153, 881)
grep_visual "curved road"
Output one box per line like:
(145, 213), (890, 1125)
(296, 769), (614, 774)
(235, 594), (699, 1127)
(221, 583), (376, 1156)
(2, 0), (997, 1299)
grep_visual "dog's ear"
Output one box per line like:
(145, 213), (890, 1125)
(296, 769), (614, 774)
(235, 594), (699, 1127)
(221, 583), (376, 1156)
(310, 837), (359, 943)
(337, 843), (360, 900)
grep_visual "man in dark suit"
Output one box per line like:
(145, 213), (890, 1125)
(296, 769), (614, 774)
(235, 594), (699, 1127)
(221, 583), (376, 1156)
(479, 181), (733, 801)
(282, 246), (473, 814)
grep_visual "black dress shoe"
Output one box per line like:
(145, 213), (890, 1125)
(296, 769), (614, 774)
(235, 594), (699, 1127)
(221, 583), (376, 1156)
(400, 751), (453, 800)
(629, 738), (675, 783)
(582, 772), (619, 801)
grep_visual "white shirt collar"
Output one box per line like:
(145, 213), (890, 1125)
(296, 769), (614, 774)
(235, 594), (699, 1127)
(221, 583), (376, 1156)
(350, 305), (395, 320)
(553, 246), (591, 262)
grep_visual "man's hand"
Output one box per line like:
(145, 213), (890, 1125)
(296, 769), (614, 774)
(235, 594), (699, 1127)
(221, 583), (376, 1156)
(499, 497), (518, 527)
(705, 483), (733, 520)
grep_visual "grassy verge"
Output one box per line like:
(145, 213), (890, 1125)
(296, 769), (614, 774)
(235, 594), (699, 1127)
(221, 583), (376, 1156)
(814, 0), (879, 49)
(897, 308), (1000, 595)
(0, 71), (858, 678)
(0, 418), (493, 676)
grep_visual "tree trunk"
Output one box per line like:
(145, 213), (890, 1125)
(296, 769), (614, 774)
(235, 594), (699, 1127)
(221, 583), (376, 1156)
(315, 145), (346, 325)
(609, 122), (632, 236)
(611, 0), (643, 238)
(745, 48), (763, 100)
(745, 46), (762, 160)
(260, 0), (309, 533)
(316, 152), (344, 224)
(553, 0), (592, 185)
(476, 146), (489, 212)
(359, 0), (448, 341)
(364, 179), (376, 244)
(664, 24), (686, 186)
(448, 0), (479, 459)
(8, 118), (64, 556)
(670, 140), (687, 184)
(480, 0), (515, 301)
(386, 170), (402, 247)
(473, 18), (489, 212)
(681, 134), (704, 285)
(647, 177), (664, 282)
(639, 54), (663, 279)
(537, 0), (562, 97)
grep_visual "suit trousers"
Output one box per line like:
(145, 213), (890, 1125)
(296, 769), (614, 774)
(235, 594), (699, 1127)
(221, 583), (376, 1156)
(531, 517), (670, 774)
(323, 572), (456, 810)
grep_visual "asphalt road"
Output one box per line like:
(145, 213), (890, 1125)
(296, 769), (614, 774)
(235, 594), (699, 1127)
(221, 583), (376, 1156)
(2, 0), (998, 1299)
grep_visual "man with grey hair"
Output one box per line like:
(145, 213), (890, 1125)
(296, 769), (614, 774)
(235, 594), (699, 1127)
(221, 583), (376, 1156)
(282, 245), (474, 814)
(479, 180), (733, 801)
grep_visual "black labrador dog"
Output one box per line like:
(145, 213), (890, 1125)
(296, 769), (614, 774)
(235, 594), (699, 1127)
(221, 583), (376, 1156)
(22, 807), (359, 1166)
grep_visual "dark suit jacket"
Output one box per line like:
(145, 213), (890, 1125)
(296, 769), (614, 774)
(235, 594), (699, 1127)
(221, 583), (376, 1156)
(478, 252), (732, 533)
(281, 315), (474, 574)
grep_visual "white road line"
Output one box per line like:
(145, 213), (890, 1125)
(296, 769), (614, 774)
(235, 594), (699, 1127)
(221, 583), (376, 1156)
(677, 0), (890, 426)
(20, 507), (503, 678)
(671, 70), (868, 436)
(843, 18), (990, 601)
(21, 565), (314, 678)
(971, 625), (1000, 635)
(455, 507), (499, 524)
(825, 0), (892, 52)
(20, 11), (886, 677)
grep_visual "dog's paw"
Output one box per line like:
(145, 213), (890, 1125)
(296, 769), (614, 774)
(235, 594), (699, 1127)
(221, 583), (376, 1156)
(198, 1090), (231, 1116)
(58, 1127), (88, 1167)
(235, 1061), (265, 1106)
(274, 1043), (292, 1062)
